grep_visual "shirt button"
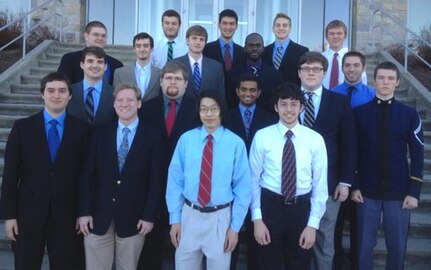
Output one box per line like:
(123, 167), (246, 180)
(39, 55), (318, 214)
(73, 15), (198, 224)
(117, 180), (121, 185)
(112, 198), (116, 202)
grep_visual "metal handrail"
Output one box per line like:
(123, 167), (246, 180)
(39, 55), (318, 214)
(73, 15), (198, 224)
(372, 9), (431, 72)
(0, 0), (64, 59)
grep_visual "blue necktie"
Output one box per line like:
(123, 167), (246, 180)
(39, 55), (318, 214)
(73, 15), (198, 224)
(47, 119), (60, 162)
(274, 45), (283, 70)
(85, 87), (95, 123)
(193, 62), (201, 95)
(118, 127), (130, 173)
(244, 109), (252, 139)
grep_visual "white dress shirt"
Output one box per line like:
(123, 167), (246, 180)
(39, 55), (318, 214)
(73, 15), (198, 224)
(135, 61), (151, 96)
(151, 36), (188, 69)
(249, 122), (328, 229)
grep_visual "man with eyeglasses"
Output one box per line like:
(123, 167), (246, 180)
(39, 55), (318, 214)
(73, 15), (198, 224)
(58, 21), (123, 85)
(297, 52), (357, 270)
(166, 90), (251, 270)
(137, 60), (199, 270)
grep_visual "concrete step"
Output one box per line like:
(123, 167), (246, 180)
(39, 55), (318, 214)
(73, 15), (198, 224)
(0, 104), (42, 116)
(38, 58), (61, 68)
(20, 73), (46, 85)
(0, 115), (23, 128)
(29, 67), (57, 76)
(10, 83), (40, 95)
(0, 128), (11, 142)
(0, 93), (43, 105)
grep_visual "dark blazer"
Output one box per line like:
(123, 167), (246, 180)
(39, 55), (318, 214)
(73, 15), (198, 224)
(113, 64), (161, 102)
(226, 61), (283, 111)
(78, 120), (164, 238)
(228, 106), (278, 153)
(262, 40), (309, 86)
(173, 54), (225, 99)
(307, 88), (357, 194)
(203, 40), (245, 73)
(0, 112), (91, 232)
(68, 81), (116, 126)
(58, 49), (123, 85)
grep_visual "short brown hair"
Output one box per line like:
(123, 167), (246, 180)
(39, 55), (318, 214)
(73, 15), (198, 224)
(113, 84), (142, 101)
(80, 46), (106, 63)
(298, 52), (329, 71)
(186, 25), (208, 43)
(161, 61), (189, 81)
(325, 20), (347, 36)
(40, 72), (72, 96)
(84, 21), (107, 33)
(273, 13), (291, 27)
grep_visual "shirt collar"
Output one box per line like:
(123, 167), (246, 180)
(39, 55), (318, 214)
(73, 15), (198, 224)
(118, 117), (139, 132)
(162, 95), (183, 107)
(218, 38), (233, 48)
(276, 121), (300, 138)
(188, 54), (203, 65)
(162, 35), (181, 44)
(276, 38), (290, 50)
(239, 103), (256, 114)
(135, 60), (151, 70)
(83, 79), (103, 94)
(199, 125), (223, 143)
(43, 109), (66, 127)
(302, 85), (323, 97)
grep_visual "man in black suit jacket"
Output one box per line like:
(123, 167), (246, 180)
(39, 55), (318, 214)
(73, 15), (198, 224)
(227, 33), (283, 112)
(0, 72), (91, 270)
(78, 84), (164, 270)
(67, 46), (116, 126)
(203, 9), (245, 73)
(262, 13), (309, 86)
(228, 73), (277, 270)
(297, 52), (357, 270)
(137, 60), (199, 270)
(58, 21), (123, 85)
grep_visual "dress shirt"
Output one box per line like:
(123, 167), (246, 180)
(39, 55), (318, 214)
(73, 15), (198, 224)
(151, 36), (189, 69)
(166, 126), (252, 232)
(272, 38), (290, 61)
(188, 54), (203, 74)
(332, 82), (375, 108)
(218, 38), (234, 60)
(300, 86), (323, 123)
(82, 79), (103, 113)
(134, 61), (151, 96)
(239, 103), (256, 121)
(43, 109), (66, 141)
(249, 122), (328, 229)
(162, 95), (183, 118)
(116, 117), (139, 152)
(322, 48), (368, 89)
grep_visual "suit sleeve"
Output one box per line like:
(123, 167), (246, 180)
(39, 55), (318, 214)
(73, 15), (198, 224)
(408, 110), (424, 199)
(217, 64), (226, 100)
(113, 69), (121, 87)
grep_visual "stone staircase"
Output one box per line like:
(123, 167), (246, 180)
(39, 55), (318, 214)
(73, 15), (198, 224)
(0, 42), (430, 269)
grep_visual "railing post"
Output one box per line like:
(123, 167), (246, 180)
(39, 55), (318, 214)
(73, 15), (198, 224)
(59, 0), (64, 43)
(404, 32), (408, 73)
(372, 11), (376, 52)
(22, 17), (27, 59)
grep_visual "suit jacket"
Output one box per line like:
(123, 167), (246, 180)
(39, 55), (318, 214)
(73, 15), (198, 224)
(68, 81), (116, 126)
(58, 49), (123, 85)
(262, 40), (309, 86)
(228, 106), (278, 153)
(226, 61), (283, 111)
(0, 112), (91, 233)
(113, 64), (161, 102)
(203, 40), (245, 73)
(78, 120), (164, 238)
(173, 54), (225, 99)
(307, 88), (357, 194)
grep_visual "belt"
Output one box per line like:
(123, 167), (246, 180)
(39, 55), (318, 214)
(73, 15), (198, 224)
(184, 199), (231, 213)
(262, 188), (311, 205)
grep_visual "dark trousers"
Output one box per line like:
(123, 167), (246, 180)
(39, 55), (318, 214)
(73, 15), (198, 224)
(257, 189), (311, 270)
(230, 211), (259, 270)
(12, 213), (84, 270)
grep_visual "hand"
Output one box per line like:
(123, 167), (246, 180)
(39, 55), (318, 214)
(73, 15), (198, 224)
(170, 223), (181, 248)
(334, 184), (349, 202)
(5, 219), (19, 241)
(77, 216), (93, 236)
(253, 219), (271, 245)
(224, 229), (238, 252)
(137, 220), (154, 235)
(402, 195), (418, 210)
(299, 226), (316, 249)
(351, 190), (364, 203)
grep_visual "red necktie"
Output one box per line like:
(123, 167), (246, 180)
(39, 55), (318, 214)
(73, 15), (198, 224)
(223, 44), (232, 70)
(165, 99), (176, 137)
(198, 135), (213, 206)
(281, 130), (296, 200)
(329, 52), (339, 89)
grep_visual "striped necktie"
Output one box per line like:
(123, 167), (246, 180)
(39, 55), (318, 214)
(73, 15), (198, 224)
(85, 87), (95, 123)
(281, 130), (296, 201)
(198, 135), (213, 206)
(223, 43), (232, 70)
(303, 92), (315, 128)
(167, 41), (174, 62)
(274, 45), (283, 70)
(193, 62), (201, 95)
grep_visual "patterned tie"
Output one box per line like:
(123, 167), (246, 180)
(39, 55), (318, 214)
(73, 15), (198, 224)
(303, 92), (315, 128)
(165, 99), (176, 137)
(347, 86), (355, 104)
(193, 62), (201, 95)
(47, 119), (60, 162)
(243, 109), (252, 139)
(198, 135), (213, 206)
(85, 87), (95, 123)
(167, 41), (174, 62)
(223, 43), (232, 70)
(250, 66), (259, 77)
(273, 45), (283, 70)
(329, 52), (339, 89)
(117, 127), (130, 173)
(281, 130), (296, 200)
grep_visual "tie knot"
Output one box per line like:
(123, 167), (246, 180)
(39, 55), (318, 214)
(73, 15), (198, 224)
(244, 109), (251, 117)
(49, 119), (58, 127)
(347, 86), (355, 91)
(169, 99), (176, 107)
(306, 91), (314, 98)
(194, 62), (199, 68)
(87, 86), (95, 93)
(334, 52), (338, 57)
(207, 134), (213, 141)
(122, 127), (130, 136)
(278, 45), (283, 51)
(168, 41), (174, 45)
(285, 130), (294, 140)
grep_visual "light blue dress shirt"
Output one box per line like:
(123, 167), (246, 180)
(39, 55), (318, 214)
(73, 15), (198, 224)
(272, 38), (290, 61)
(82, 79), (103, 114)
(116, 117), (139, 152)
(239, 103), (256, 122)
(43, 110), (66, 141)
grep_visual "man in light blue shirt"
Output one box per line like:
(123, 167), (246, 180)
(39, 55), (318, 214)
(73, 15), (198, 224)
(166, 90), (252, 270)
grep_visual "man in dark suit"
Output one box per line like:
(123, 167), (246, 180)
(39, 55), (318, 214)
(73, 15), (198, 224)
(203, 9), (245, 73)
(0, 72), (91, 270)
(297, 52), (357, 270)
(173, 25), (225, 99)
(58, 21), (123, 85)
(226, 32), (283, 111)
(262, 13), (309, 86)
(137, 60), (199, 270)
(77, 84), (164, 270)
(113, 32), (161, 102)
(228, 73), (277, 270)
(67, 46), (115, 126)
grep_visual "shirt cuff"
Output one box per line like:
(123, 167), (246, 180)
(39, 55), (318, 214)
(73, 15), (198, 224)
(338, 182), (351, 187)
(169, 213), (181, 225)
(251, 208), (262, 221)
(307, 215), (320, 229)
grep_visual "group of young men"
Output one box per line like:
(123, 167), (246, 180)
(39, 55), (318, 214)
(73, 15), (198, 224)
(0, 7), (424, 270)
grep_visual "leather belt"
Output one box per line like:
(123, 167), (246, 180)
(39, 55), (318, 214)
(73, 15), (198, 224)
(262, 188), (311, 205)
(184, 199), (231, 213)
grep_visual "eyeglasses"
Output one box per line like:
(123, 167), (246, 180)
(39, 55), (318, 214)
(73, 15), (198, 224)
(199, 106), (220, 114)
(163, 76), (184, 82)
(299, 67), (324, 73)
